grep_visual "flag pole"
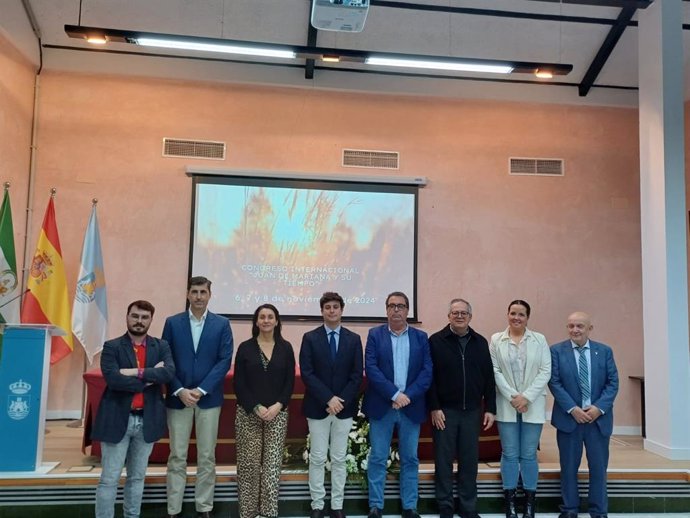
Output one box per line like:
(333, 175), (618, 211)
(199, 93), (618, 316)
(67, 198), (99, 429)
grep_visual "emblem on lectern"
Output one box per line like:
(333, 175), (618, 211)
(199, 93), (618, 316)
(7, 380), (31, 421)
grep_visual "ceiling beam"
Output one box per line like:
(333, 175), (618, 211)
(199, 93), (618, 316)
(370, 1), (613, 25)
(527, 0), (651, 7)
(370, 0), (650, 25)
(304, 16), (318, 80)
(578, 6), (638, 97)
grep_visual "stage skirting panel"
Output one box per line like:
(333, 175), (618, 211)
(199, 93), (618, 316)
(82, 368), (502, 464)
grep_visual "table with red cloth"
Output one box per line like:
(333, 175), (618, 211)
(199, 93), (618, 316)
(82, 368), (501, 463)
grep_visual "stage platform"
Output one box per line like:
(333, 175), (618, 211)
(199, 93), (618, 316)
(0, 421), (688, 518)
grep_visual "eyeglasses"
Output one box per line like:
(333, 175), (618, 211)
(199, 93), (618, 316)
(450, 311), (470, 318)
(386, 303), (408, 312)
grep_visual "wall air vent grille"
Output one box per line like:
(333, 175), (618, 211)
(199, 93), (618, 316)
(343, 149), (399, 170)
(510, 157), (564, 176)
(163, 138), (226, 160)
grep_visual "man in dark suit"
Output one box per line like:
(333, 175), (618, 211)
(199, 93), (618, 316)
(549, 311), (619, 518)
(164, 276), (234, 518)
(300, 292), (363, 518)
(363, 291), (433, 518)
(93, 300), (175, 518)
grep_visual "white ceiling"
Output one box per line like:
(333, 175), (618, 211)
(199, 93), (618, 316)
(2, 0), (690, 107)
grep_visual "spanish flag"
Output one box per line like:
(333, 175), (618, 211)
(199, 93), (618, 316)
(21, 196), (73, 364)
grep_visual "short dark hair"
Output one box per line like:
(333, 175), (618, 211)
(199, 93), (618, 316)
(385, 291), (409, 308)
(508, 299), (531, 318)
(320, 292), (345, 309)
(251, 303), (284, 340)
(127, 300), (155, 316)
(188, 276), (211, 291)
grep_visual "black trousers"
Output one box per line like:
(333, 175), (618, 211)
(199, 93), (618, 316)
(432, 407), (482, 516)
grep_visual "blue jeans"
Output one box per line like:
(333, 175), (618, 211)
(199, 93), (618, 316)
(95, 414), (155, 518)
(497, 415), (543, 491)
(367, 408), (420, 510)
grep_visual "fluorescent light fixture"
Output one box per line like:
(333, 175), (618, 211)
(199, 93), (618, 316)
(135, 38), (296, 59)
(64, 25), (573, 78)
(366, 56), (513, 74)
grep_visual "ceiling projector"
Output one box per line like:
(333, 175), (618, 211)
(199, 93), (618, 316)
(311, 0), (370, 33)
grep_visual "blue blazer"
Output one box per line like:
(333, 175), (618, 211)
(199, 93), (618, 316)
(549, 339), (619, 437)
(362, 324), (433, 424)
(163, 311), (233, 409)
(92, 334), (175, 443)
(299, 325), (363, 420)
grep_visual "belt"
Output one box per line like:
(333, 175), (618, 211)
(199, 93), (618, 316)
(130, 408), (144, 416)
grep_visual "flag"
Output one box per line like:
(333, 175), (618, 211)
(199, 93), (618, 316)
(72, 204), (108, 363)
(21, 196), (74, 364)
(0, 188), (20, 324)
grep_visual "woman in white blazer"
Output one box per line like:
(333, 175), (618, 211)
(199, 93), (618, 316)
(490, 300), (551, 518)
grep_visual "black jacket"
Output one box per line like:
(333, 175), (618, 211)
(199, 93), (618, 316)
(92, 333), (175, 444)
(233, 337), (295, 413)
(426, 325), (496, 414)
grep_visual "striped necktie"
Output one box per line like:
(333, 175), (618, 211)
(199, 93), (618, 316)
(577, 346), (590, 406)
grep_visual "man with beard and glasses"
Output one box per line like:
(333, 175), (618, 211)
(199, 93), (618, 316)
(92, 300), (175, 518)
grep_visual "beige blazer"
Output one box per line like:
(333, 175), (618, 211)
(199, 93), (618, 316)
(489, 328), (551, 423)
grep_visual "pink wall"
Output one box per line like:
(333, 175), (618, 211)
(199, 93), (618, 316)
(0, 32), (33, 278)
(4, 61), (644, 427)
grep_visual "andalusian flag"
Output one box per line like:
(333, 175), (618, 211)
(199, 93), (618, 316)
(72, 204), (108, 363)
(21, 196), (73, 364)
(0, 188), (20, 324)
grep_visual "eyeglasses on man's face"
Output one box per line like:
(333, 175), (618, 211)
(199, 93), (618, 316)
(450, 311), (470, 318)
(386, 303), (408, 312)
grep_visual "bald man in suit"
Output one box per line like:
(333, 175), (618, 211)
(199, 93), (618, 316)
(549, 312), (619, 518)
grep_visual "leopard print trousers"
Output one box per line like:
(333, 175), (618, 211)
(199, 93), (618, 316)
(236, 406), (289, 518)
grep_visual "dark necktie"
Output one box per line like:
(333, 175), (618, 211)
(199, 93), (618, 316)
(329, 331), (337, 361)
(577, 346), (590, 405)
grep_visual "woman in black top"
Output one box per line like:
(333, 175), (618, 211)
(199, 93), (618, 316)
(234, 303), (295, 518)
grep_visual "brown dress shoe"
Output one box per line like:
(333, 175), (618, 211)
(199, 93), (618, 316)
(331, 510), (346, 518)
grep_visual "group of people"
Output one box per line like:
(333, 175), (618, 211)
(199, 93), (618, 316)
(91, 277), (619, 518)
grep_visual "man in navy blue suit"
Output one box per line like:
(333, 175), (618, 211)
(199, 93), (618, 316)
(300, 292), (363, 518)
(549, 312), (619, 518)
(363, 291), (433, 518)
(164, 276), (234, 518)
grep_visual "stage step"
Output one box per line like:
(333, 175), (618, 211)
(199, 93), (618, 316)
(0, 474), (689, 516)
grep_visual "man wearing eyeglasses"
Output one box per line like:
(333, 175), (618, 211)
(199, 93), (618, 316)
(363, 291), (433, 518)
(427, 298), (496, 518)
(92, 300), (175, 518)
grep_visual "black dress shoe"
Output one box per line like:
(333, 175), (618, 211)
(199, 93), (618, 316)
(166, 514), (180, 518)
(402, 509), (421, 518)
(590, 515), (608, 518)
(330, 510), (346, 518)
(311, 509), (325, 518)
(198, 512), (212, 518)
(368, 507), (382, 518)
(558, 513), (578, 518)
